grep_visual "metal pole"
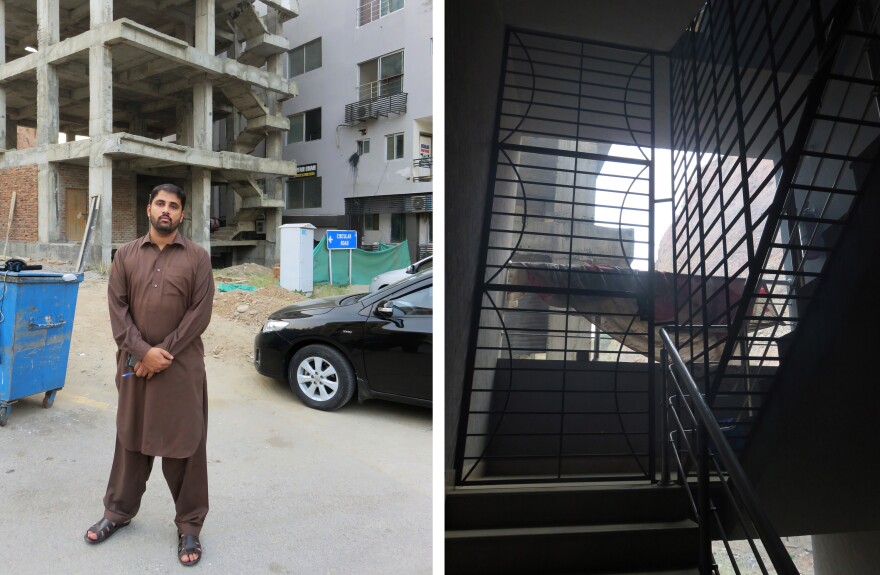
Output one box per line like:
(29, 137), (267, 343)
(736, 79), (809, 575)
(661, 327), (799, 575)
(660, 348), (671, 486)
(697, 420), (712, 574)
(349, 248), (353, 285)
(328, 250), (333, 286)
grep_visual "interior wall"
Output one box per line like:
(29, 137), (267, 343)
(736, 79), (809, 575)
(445, 0), (507, 475)
(814, 530), (880, 574)
(741, 162), (880, 536)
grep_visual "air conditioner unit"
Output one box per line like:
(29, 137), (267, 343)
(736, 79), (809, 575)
(411, 195), (426, 211)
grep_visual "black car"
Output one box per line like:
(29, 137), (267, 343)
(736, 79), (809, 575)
(254, 269), (432, 411)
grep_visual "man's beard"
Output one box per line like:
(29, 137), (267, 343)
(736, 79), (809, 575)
(150, 213), (181, 234)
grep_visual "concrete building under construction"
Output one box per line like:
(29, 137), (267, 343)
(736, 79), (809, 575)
(0, 0), (299, 268)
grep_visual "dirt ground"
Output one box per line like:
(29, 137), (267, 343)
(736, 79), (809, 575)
(714, 537), (814, 574)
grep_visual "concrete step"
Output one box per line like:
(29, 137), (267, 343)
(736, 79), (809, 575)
(584, 571), (699, 575)
(212, 226), (239, 241)
(445, 519), (699, 574)
(219, 82), (269, 120)
(447, 484), (692, 531)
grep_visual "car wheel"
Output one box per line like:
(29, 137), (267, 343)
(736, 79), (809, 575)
(288, 345), (356, 411)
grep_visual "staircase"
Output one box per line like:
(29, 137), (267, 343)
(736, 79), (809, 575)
(213, 174), (284, 243)
(217, 82), (290, 154)
(216, 2), (296, 156)
(446, 484), (698, 574)
(698, 0), (880, 455)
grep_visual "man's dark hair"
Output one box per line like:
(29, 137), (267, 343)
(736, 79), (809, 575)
(149, 183), (186, 209)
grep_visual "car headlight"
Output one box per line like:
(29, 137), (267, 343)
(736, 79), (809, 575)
(262, 319), (290, 333)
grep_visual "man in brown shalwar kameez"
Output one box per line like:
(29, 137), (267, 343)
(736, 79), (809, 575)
(84, 183), (214, 567)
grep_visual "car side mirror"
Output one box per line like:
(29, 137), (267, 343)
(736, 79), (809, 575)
(376, 301), (393, 316)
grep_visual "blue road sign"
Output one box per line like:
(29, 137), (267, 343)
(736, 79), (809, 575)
(326, 229), (358, 250)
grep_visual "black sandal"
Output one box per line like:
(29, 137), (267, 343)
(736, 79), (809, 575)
(178, 533), (202, 567)
(84, 517), (130, 544)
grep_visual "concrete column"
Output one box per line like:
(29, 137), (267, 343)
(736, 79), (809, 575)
(36, 0), (59, 145)
(264, 7), (283, 265)
(195, 0), (215, 52)
(36, 64), (59, 145)
(189, 168), (211, 251)
(224, 38), (243, 153)
(0, 87), (6, 150)
(192, 78), (213, 150)
(90, 0), (112, 28)
(190, 0), (214, 255)
(189, 81), (212, 254)
(264, 208), (281, 263)
(0, 1), (5, 63)
(36, 0), (60, 243)
(128, 104), (146, 136)
(0, 0), (6, 150)
(192, 0), (213, 148)
(37, 163), (60, 243)
(265, 8), (283, 200)
(89, 34), (114, 266)
(176, 101), (193, 146)
(37, 0), (59, 47)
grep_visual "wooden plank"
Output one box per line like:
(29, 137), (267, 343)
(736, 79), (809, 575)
(3, 191), (16, 257)
(75, 194), (100, 274)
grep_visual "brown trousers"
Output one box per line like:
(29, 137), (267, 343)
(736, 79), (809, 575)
(102, 433), (208, 536)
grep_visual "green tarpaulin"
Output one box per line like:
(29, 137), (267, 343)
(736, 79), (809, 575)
(217, 283), (258, 292)
(312, 238), (411, 285)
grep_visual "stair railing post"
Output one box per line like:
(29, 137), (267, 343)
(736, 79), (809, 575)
(697, 415), (712, 574)
(660, 348), (671, 486)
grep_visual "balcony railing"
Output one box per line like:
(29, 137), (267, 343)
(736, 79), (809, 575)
(356, 76), (403, 101)
(357, 0), (404, 27)
(344, 80), (407, 125)
(412, 156), (432, 182)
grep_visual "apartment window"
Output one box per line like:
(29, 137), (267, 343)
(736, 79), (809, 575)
(357, 139), (371, 155)
(386, 133), (404, 160)
(364, 214), (380, 230)
(391, 213), (406, 242)
(357, 50), (404, 100)
(358, 0), (404, 27)
(289, 38), (322, 78)
(287, 108), (322, 144)
(286, 178), (322, 209)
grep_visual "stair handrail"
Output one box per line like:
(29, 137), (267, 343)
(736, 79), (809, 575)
(659, 327), (798, 575)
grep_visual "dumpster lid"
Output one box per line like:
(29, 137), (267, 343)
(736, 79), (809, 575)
(0, 271), (84, 283)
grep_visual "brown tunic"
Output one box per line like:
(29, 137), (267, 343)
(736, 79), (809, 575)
(108, 232), (214, 458)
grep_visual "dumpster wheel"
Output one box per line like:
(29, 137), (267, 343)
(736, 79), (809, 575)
(42, 391), (57, 409)
(0, 406), (8, 427)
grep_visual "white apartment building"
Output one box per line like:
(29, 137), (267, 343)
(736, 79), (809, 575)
(280, 0), (433, 262)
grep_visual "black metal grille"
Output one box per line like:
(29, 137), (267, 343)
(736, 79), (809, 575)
(668, 0), (880, 452)
(344, 92), (408, 125)
(455, 30), (658, 485)
(344, 193), (432, 214)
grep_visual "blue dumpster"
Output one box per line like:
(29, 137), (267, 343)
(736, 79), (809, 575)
(0, 271), (84, 426)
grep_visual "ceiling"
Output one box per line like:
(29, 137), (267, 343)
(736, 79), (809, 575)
(490, 0), (706, 53)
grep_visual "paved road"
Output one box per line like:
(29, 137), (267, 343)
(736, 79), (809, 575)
(0, 277), (433, 574)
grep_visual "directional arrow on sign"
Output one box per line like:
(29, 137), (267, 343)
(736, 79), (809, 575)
(327, 235), (334, 244)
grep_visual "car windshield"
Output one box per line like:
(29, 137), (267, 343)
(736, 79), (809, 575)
(409, 256), (433, 273)
(358, 268), (432, 302)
